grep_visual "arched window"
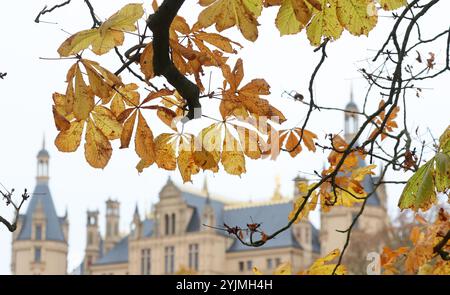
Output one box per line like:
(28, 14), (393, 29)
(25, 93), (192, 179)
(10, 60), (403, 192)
(164, 214), (169, 235)
(171, 213), (176, 235)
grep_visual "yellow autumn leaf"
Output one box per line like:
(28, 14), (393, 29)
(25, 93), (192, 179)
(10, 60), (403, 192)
(84, 119), (113, 169)
(435, 152), (450, 193)
(439, 125), (450, 153)
(306, 0), (343, 46)
(52, 92), (72, 118)
(55, 120), (85, 152)
(82, 59), (122, 102)
(111, 93), (126, 118)
(293, 128), (317, 152)
(178, 135), (201, 183)
(236, 126), (262, 160)
(378, 0), (407, 10)
(351, 164), (377, 181)
(197, 0), (261, 41)
(194, 123), (222, 172)
(299, 249), (347, 275)
(398, 159), (437, 211)
(58, 3), (144, 56)
(73, 64), (95, 121)
(52, 105), (70, 132)
(135, 111), (155, 172)
(109, 83), (140, 107)
(154, 133), (177, 171)
(275, 0), (304, 36)
(336, 0), (378, 36)
(157, 107), (178, 131)
(221, 128), (246, 176)
(57, 29), (98, 57)
(120, 110), (137, 149)
(194, 32), (241, 53)
(289, 191), (318, 223)
(284, 130), (302, 157)
(91, 106), (122, 140)
(140, 42), (154, 80)
(99, 3), (144, 35)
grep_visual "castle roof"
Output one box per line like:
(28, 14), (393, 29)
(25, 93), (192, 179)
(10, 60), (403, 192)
(94, 236), (129, 265)
(17, 182), (66, 241)
(90, 185), (321, 268)
(224, 201), (313, 252)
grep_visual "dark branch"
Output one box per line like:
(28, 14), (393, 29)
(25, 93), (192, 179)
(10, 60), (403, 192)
(146, 0), (201, 122)
(434, 230), (450, 261)
(35, 0), (100, 28)
(0, 188), (30, 232)
(35, 0), (71, 23)
(84, 0), (102, 28)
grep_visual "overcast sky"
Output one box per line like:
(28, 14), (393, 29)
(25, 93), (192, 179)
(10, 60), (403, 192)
(0, 0), (449, 275)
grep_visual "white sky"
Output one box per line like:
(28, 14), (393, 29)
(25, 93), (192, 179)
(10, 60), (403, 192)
(0, 0), (449, 274)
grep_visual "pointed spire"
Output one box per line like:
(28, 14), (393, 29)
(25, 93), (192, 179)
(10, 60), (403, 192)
(202, 175), (211, 204)
(42, 133), (46, 150)
(133, 203), (140, 218)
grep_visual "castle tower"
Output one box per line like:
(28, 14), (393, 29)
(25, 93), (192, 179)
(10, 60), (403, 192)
(84, 210), (101, 274)
(104, 199), (120, 253)
(319, 90), (389, 259)
(11, 138), (68, 274)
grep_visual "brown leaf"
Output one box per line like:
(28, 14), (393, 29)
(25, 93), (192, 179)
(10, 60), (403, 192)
(52, 106), (71, 131)
(120, 110), (137, 149)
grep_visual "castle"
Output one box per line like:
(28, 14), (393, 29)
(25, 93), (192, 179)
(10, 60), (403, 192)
(11, 97), (389, 275)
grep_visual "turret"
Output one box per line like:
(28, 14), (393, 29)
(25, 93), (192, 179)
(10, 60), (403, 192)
(84, 210), (101, 273)
(104, 199), (120, 253)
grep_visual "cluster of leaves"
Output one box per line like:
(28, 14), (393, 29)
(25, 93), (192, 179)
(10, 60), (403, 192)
(197, 0), (407, 45)
(289, 134), (378, 223)
(398, 126), (450, 211)
(253, 248), (347, 274)
(369, 99), (400, 141)
(381, 209), (450, 274)
(52, 3), (325, 182)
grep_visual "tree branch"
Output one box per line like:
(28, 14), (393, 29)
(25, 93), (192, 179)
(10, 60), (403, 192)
(35, 0), (71, 23)
(0, 188), (29, 232)
(146, 0), (201, 122)
(434, 230), (450, 261)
